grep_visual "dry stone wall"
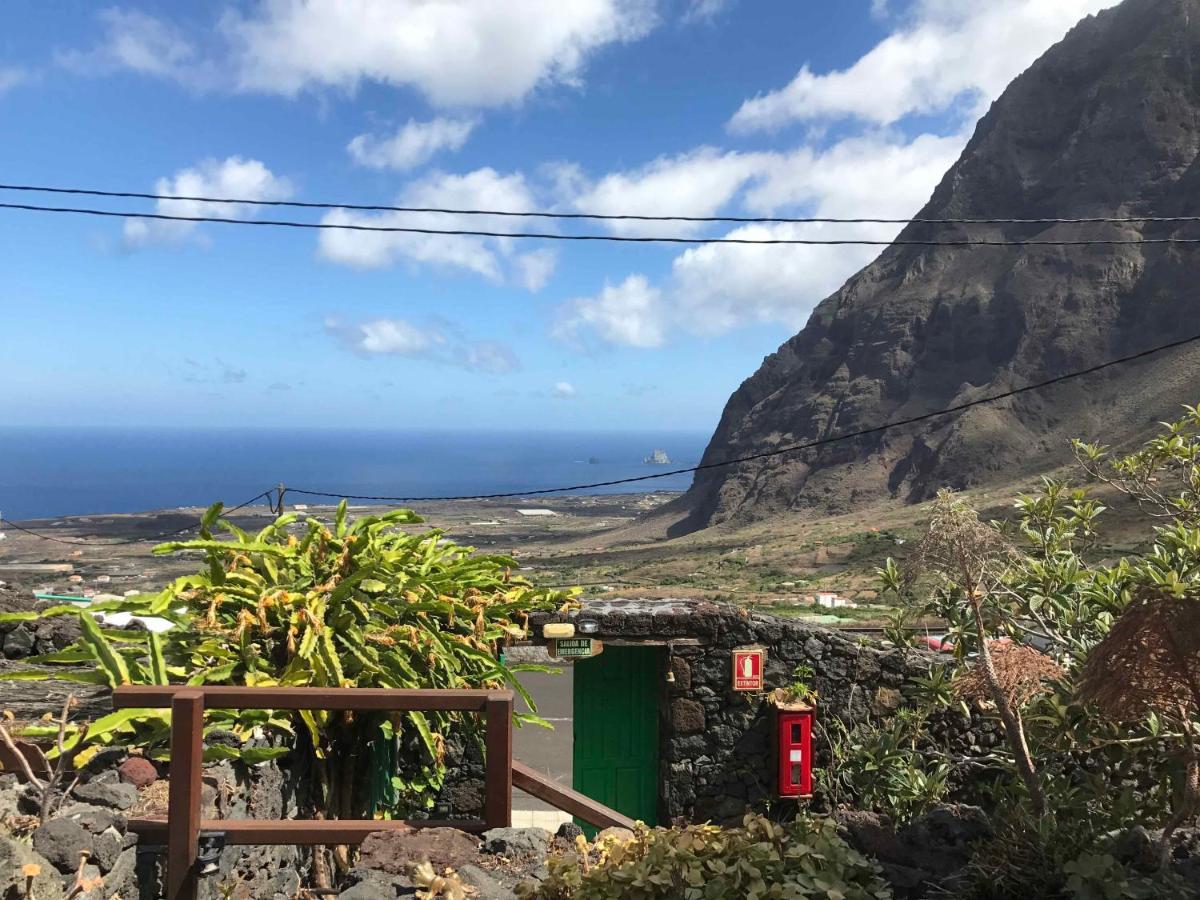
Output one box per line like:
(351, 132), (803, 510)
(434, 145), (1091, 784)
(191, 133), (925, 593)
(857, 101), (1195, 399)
(0, 744), (310, 900)
(530, 599), (996, 825)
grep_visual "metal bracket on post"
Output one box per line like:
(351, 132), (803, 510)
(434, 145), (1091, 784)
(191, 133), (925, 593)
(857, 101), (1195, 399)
(196, 831), (227, 876)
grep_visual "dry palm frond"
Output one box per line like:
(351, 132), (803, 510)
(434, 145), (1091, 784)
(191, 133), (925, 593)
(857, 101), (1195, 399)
(906, 491), (1017, 590)
(956, 643), (1064, 708)
(2, 813), (39, 836)
(1076, 594), (1200, 720)
(1078, 594), (1200, 867)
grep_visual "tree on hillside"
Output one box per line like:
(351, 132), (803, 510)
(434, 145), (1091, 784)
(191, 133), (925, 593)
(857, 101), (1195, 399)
(906, 491), (1050, 816)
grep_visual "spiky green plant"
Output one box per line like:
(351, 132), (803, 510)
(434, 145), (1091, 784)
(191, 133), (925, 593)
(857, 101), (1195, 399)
(1, 501), (574, 820)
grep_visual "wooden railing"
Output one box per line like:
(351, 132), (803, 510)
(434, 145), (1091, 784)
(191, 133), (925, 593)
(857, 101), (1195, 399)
(112, 684), (635, 900)
(113, 685), (512, 900)
(513, 761), (635, 831)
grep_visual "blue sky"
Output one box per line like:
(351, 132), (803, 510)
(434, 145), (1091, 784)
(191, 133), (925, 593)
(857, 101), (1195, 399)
(0, 0), (1118, 431)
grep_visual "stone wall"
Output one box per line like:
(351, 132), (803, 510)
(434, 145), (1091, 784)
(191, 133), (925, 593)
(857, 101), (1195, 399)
(0, 723), (495, 899)
(0, 745), (310, 900)
(190, 748), (313, 899)
(431, 730), (486, 820)
(530, 599), (995, 825)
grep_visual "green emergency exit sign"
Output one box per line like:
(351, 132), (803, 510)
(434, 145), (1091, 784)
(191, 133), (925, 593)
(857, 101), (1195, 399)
(552, 638), (599, 658)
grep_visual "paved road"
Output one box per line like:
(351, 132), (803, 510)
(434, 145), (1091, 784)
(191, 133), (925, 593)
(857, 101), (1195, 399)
(512, 666), (574, 812)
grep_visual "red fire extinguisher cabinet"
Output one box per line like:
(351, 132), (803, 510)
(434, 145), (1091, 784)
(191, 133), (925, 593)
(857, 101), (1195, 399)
(773, 702), (814, 798)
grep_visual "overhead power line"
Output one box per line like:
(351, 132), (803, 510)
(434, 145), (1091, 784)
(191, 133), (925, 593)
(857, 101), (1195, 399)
(2, 200), (1200, 246)
(2, 182), (1199, 227)
(1, 490), (275, 546)
(7, 334), (1200, 524)
(286, 330), (1200, 503)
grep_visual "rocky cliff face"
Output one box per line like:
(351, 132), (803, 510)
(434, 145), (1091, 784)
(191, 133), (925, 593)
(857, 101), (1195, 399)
(675, 0), (1200, 533)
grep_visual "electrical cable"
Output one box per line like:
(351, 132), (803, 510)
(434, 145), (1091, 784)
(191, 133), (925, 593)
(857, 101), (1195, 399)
(0, 489), (275, 546)
(287, 329), (1200, 503)
(3, 182), (1200, 227)
(3, 200), (1200, 246)
(6, 333), (1200, 519)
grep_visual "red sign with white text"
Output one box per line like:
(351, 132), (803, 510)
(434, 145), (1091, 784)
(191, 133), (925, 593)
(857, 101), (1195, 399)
(732, 647), (765, 691)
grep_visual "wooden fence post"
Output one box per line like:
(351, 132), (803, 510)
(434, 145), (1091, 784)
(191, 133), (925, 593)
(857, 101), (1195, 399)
(167, 689), (204, 900)
(483, 693), (512, 830)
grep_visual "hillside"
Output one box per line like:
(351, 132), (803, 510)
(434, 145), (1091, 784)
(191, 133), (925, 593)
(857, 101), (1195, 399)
(670, 0), (1200, 535)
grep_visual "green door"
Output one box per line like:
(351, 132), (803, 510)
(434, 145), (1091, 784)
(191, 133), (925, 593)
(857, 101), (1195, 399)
(573, 645), (660, 833)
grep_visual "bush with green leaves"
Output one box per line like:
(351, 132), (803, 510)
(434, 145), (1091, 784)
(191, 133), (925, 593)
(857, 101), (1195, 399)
(1059, 851), (1192, 900)
(517, 814), (892, 900)
(816, 713), (953, 825)
(953, 799), (1196, 900)
(0, 501), (574, 820)
(861, 407), (1200, 894)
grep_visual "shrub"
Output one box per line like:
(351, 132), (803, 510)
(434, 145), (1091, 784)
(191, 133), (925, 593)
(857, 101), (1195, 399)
(517, 814), (892, 900)
(817, 714), (953, 825)
(955, 805), (1195, 900)
(869, 408), (1200, 891)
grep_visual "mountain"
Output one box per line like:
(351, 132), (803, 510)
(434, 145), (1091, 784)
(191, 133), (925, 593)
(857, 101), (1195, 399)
(672, 0), (1200, 534)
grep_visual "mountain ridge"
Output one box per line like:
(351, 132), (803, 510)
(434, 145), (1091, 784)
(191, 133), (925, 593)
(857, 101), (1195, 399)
(670, 0), (1200, 535)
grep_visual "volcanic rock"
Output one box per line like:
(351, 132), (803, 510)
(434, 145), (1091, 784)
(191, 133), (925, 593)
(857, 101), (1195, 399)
(358, 826), (481, 874)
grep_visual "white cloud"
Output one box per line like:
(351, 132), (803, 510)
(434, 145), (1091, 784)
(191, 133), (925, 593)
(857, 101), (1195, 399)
(682, 0), (730, 24)
(178, 357), (248, 385)
(673, 131), (964, 332)
(0, 67), (27, 94)
(464, 341), (521, 374)
(559, 1), (1117, 348)
(743, 131), (966, 217)
(667, 222), (887, 335)
(555, 274), (666, 349)
(555, 130), (965, 346)
(326, 317), (519, 373)
(559, 136), (938, 241)
(357, 318), (440, 355)
(553, 381), (577, 398)
(58, 8), (217, 89)
(729, 0), (1119, 132)
(317, 167), (555, 289)
(348, 116), (478, 170)
(122, 157), (293, 248)
(514, 248), (557, 292)
(569, 148), (770, 237)
(223, 0), (656, 107)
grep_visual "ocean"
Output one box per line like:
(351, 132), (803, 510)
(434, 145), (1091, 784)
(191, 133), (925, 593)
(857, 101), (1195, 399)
(0, 427), (710, 521)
